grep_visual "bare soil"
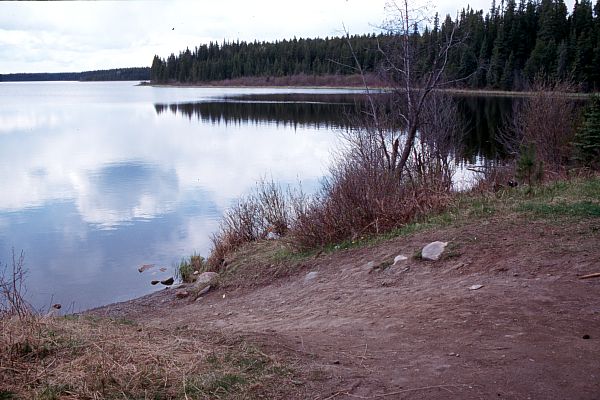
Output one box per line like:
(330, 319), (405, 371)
(90, 214), (600, 399)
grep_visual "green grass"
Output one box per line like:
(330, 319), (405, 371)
(182, 344), (290, 399)
(176, 253), (209, 283)
(516, 201), (600, 217)
(184, 373), (247, 398)
(38, 385), (70, 400)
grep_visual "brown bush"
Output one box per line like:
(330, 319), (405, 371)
(0, 250), (31, 319)
(499, 79), (580, 178)
(288, 156), (452, 250)
(208, 179), (292, 268)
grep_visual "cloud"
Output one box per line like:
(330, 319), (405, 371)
(0, 0), (519, 74)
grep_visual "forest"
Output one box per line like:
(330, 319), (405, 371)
(151, 0), (600, 91)
(0, 67), (150, 82)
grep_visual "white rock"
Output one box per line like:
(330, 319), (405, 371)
(304, 271), (319, 282)
(421, 241), (448, 261)
(393, 255), (408, 265)
(469, 284), (484, 290)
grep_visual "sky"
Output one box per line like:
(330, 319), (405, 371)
(1, 0), (496, 74)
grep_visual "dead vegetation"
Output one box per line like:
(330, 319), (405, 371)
(0, 315), (295, 399)
(0, 254), (295, 399)
(497, 80), (581, 181)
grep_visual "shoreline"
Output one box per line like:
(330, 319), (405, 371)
(139, 81), (594, 98)
(6, 177), (600, 398)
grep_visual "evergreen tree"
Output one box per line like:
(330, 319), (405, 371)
(574, 94), (600, 168)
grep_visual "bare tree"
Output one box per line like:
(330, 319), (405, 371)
(347, 0), (463, 181)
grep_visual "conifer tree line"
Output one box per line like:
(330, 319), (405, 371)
(0, 67), (150, 82)
(151, 0), (600, 91)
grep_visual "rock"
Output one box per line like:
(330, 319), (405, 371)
(175, 289), (189, 299)
(393, 255), (408, 265)
(304, 271), (318, 282)
(150, 280), (160, 285)
(191, 272), (219, 298)
(421, 241), (448, 261)
(197, 285), (212, 296)
(138, 264), (154, 273)
(193, 272), (219, 288)
(160, 277), (174, 286)
(469, 284), (484, 290)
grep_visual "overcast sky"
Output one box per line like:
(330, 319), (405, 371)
(2, 0), (498, 74)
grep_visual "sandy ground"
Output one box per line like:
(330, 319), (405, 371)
(90, 215), (600, 399)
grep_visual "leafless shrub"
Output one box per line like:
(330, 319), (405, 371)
(289, 162), (400, 249)
(208, 179), (293, 268)
(498, 79), (579, 178)
(469, 160), (517, 193)
(287, 96), (458, 251)
(406, 92), (462, 189)
(0, 249), (32, 320)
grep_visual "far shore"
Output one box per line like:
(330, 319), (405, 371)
(138, 80), (594, 99)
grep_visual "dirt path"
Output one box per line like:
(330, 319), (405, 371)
(91, 216), (600, 399)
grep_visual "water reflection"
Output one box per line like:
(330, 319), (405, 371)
(156, 93), (520, 162)
(80, 162), (179, 229)
(154, 94), (359, 129)
(457, 95), (518, 163)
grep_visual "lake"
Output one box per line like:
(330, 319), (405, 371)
(0, 81), (510, 311)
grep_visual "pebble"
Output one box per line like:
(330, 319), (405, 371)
(160, 277), (174, 286)
(469, 284), (484, 290)
(393, 255), (408, 265)
(305, 271), (319, 282)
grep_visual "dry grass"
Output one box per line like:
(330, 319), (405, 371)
(0, 315), (293, 399)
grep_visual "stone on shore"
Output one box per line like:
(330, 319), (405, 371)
(160, 277), (174, 286)
(193, 272), (219, 288)
(305, 271), (318, 282)
(393, 255), (408, 265)
(421, 241), (448, 261)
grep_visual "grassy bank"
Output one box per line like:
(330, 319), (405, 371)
(211, 176), (600, 288)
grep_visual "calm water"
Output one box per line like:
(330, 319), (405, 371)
(0, 81), (513, 311)
(0, 82), (370, 311)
